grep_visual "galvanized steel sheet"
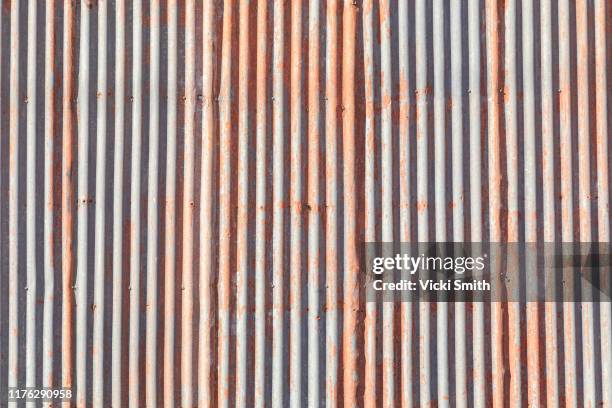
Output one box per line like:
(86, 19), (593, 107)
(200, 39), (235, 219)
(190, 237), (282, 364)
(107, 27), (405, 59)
(0, 0), (611, 406)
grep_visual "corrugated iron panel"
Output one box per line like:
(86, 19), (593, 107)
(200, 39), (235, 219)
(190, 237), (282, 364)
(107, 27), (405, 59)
(0, 0), (610, 406)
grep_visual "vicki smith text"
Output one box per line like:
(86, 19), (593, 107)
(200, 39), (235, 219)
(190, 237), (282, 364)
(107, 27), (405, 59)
(372, 278), (491, 292)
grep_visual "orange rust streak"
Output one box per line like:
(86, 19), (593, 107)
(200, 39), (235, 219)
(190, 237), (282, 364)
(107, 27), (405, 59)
(416, 200), (429, 213)
(61, 0), (76, 394)
(485, 1), (504, 408)
(342, 0), (359, 406)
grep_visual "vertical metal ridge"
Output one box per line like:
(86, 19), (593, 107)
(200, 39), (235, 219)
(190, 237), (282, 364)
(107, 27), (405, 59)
(415, 0), (431, 404)
(362, 0), (377, 406)
(199, 1), (215, 407)
(485, 2), (504, 408)
(25, 1), (37, 407)
(341, 1), (358, 406)
(379, 0), (394, 406)
(271, 0), (285, 404)
(594, 1), (611, 405)
(502, 1), (522, 405)
(61, 0), (76, 396)
(235, 0), (248, 406)
(181, 0), (196, 405)
(396, 2), (418, 408)
(540, 0), (560, 404)
(558, 0), (578, 404)
(128, 0), (143, 404)
(145, 1), (161, 406)
(468, 0), (485, 404)
(217, 0), (232, 406)
(75, 0), (91, 404)
(522, 0), (541, 405)
(163, 0), (177, 405)
(432, 0), (449, 405)
(111, 0), (126, 406)
(306, 1), (321, 405)
(324, 1), (339, 405)
(449, 0), (467, 405)
(93, 0), (108, 405)
(289, 0), (303, 404)
(576, 2), (596, 406)
(253, 0), (267, 405)
(397, 0), (413, 405)
(8, 1), (20, 405)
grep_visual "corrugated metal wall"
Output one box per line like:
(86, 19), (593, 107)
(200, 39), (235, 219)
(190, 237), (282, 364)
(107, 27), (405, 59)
(0, 0), (610, 406)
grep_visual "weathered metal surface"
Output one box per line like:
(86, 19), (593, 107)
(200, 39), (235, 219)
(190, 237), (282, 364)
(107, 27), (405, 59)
(0, 1), (610, 407)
